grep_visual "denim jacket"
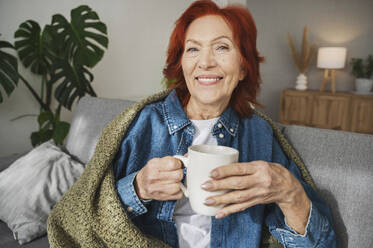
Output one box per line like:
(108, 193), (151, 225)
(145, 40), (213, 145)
(113, 90), (338, 248)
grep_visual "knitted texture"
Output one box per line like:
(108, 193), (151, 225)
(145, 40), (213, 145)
(47, 90), (315, 248)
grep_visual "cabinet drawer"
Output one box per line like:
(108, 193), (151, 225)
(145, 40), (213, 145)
(279, 89), (373, 134)
(350, 98), (373, 134)
(311, 95), (350, 130)
(279, 91), (313, 125)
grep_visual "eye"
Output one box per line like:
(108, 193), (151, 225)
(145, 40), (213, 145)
(217, 45), (229, 51)
(186, 47), (198, 53)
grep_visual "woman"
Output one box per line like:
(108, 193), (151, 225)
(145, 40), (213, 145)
(113, 1), (337, 247)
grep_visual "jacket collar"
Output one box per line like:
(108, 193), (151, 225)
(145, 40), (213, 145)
(162, 90), (191, 135)
(163, 89), (239, 137)
(213, 104), (239, 137)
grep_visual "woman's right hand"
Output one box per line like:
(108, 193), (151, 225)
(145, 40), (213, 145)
(135, 156), (184, 201)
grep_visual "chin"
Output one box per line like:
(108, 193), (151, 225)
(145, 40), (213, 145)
(193, 92), (226, 106)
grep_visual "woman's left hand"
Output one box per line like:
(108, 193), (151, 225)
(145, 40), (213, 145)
(202, 160), (311, 234)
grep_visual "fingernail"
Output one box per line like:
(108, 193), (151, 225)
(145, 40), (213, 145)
(201, 182), (213, 190)
(204, 198), (215, 205)
(210, 170), (218, 178)
(215, 212), (225, 219)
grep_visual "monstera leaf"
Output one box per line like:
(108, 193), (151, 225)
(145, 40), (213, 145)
(31, 110), (70, 146)
(51, 5), (108, 68)
(14, 20), (55, 75)
(0, 40), (19, 103)
(49, 59), (95, 110)
(2, 5), (108, 147)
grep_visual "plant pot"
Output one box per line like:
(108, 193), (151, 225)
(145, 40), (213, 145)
(355, 78), (373, 93)
(295, 73), (307, 91)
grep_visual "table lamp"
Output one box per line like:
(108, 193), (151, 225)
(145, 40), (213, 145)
(317, 47), (347, 94)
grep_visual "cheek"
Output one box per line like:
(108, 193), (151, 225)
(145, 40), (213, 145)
(182, 59), (195, 78)
(219, 56), (241, 76)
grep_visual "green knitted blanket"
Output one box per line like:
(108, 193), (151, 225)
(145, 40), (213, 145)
(47, 89), (315, 248)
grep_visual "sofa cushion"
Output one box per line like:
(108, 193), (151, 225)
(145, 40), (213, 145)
(65, 96), (135, 165)
(0, 153), (26, 172)
(0, 221), (49, 248)
(283, 125), (373, 248)
(0, 140), (84, 245)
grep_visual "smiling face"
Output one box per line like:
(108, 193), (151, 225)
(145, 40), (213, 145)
(181, 15), (245, 117)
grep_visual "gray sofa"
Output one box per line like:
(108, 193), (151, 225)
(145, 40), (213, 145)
(1, 96), (372, 248)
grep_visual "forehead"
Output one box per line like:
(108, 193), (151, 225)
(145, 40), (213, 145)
(185, 15), (233, 42)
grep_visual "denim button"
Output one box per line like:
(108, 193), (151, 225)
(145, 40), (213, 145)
(217, 123), (223, 128)
(127, 206), (134, 212)
(229, 128), (234, 132)
(173, 125), (178, 129)
(219, 133), (224, 139)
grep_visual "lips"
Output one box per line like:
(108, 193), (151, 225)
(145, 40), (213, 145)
(195, 75), (223, 85)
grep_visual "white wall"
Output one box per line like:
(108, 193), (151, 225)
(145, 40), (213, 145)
(246, 0), (373, 120)
(0, 0), (245, 156)
(1, 0), (372, 156)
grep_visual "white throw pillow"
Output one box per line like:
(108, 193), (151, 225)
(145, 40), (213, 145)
(0, 140), (84, 245)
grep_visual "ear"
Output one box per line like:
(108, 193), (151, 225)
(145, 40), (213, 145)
(239, 66), (246, 81)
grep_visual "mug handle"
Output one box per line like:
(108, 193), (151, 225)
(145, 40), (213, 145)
(173, 155), (189, 198)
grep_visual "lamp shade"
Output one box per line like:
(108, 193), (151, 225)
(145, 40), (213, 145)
(317, 47), (347, 69)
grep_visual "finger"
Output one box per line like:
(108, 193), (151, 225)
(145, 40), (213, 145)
(158, 169), (184, 182)
(215, 200), (260, 219)
(160, 191), (184, 201)
(158, 156), (183, 171)
(210, 162), (259, 179)
(204, 187), (267, 206)
(201, 175), (257, 191)
(156, 182), (182, 195)
(148, 183), (182, 201)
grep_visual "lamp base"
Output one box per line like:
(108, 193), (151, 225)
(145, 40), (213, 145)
(320, 69), (336, 94)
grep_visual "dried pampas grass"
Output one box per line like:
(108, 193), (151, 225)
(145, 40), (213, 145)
(287, 26), (316, 74)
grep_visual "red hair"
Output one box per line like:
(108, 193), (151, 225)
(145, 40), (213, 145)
(163, 0), (264, 117)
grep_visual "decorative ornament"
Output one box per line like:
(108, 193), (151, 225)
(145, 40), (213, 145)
(287, 26), (316, 91)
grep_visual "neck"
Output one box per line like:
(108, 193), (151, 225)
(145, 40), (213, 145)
(185, 98), (229, 120)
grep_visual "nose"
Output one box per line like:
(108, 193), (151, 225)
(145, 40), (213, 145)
(198, 48), (217, 69)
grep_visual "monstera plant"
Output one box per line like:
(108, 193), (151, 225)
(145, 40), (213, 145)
(0, 5), (108, 146)
(0, 39), (19, 103)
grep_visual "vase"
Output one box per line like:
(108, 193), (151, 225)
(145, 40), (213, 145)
(355, 78), (373, 93)
(295, 73), (307, 91)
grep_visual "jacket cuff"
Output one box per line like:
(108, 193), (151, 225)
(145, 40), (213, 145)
(116, 171), (148, 218)
(274, 201), (335, 247)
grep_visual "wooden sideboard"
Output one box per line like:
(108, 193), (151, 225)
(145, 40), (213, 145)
(279, 89), (373, 134)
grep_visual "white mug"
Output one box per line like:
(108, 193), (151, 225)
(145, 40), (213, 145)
(174, 144), (239, 216)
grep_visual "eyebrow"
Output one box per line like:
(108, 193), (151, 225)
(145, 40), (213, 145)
(185, 35), (232, 45)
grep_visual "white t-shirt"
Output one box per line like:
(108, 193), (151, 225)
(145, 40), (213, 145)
(173, 117), (219, 248)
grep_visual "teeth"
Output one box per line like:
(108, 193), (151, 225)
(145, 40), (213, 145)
(197, 77), (221, 82)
